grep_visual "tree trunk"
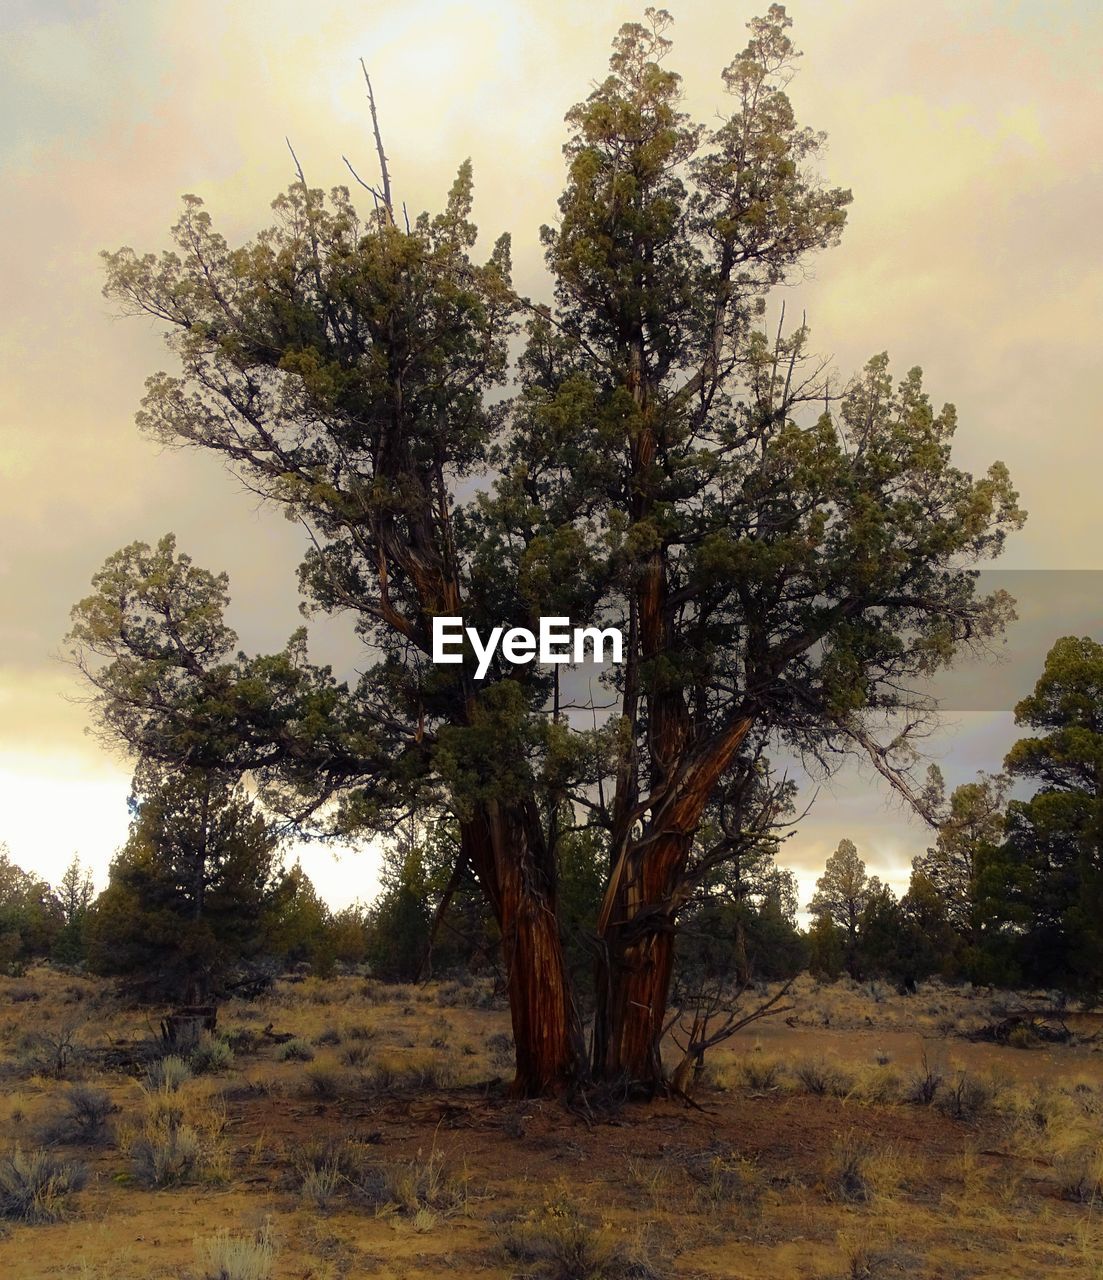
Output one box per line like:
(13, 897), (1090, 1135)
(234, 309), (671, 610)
(462, 799), (580, 1096)
(593, 717), (754, 1093)
(591, 831), (685, 1091)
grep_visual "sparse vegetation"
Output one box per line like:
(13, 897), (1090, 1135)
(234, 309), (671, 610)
(43, 1084), (114, 1146)
(193, 1226), (275, 1280)
(0, 965), (1094, 1277)
(904, 1053), (946, 1106)
(499, 1197), (663, 1280)
(794, 1056), (854, 1097)
(189, 1035), (235, 1074)
(823, 1134), (898, 1205)
(276, 1037), (314, 1063)
(0, 1145), (87, 1222)
(128, 1122), (203, 1187)
(146, 1055), (193, 1092)
(738, 1054), (784, 1090)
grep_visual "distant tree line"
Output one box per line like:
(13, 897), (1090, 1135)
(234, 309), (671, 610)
(4, 634), (1099, 1006)
(805, 636), (1103, 997)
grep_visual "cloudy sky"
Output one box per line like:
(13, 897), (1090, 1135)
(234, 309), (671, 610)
(2, 0), (1101, 911)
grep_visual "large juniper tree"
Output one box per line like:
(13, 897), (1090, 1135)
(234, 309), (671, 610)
(512, 7), (1021, 1084)
(72, 6), (1023, 1095)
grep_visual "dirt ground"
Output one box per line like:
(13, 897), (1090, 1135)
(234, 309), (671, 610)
(0, 968), (1099, 1280)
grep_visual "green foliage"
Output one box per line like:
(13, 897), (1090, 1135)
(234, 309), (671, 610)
(913, 774), (1006, 963)
(50, 855), (95, 965)
(806, 914), (844, 982)
(72, 5), (1028, 1086)
(264, 862), (334, 975)
(676, 868), (806, 989)
(328, 902), (370, 966)
(84, 768), (284, 1000)
(0, 845), (64, 970)
(364, 840), (433, 982)
(808, 840), (885, 978)
(189, 1034), (235, 1074)
(555, 826), (606, 1001)
(985, 637), (1103, 993)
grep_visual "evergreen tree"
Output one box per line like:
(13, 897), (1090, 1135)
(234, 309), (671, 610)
(899, 868), (959, 982)
(85, 768), (284, 1000)
(264, 862), (335, 975)
(0, 844), (64, 969)
(365, 842), (434, 982)
(808, 839), (883, 977)
(986, 637), (1103, 993)
(51, 855), (95, 964)
(72, 6), (1024, 1094)
(807, 913), (844, 982)
(914, 773), (1006, 971)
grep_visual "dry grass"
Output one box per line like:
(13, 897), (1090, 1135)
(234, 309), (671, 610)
(822, 1132), (902, 1205)
(193, 1224), (275, 1280)
(498, 1195), (664, 1280)
(0, 966), (1098, 1279)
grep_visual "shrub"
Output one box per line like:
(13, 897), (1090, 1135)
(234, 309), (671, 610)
(385, 1147), (466, 1215)
(143, 1085), (187, 1133)
(435, 980), (473, 1008)
(1008, 1023), (1040, 1050)
(189, 1035), (235, 1074)
(129, 1123), (202, 1187)
(687, 1153), (764, 1213)
(823, 1134), (899, 1206)
(46, 1085), (114, 1146)
(20, 1023), (82, 1078)
(936, 1072), (994, 1123)
(277, 1038), (315, 1063)
(194, 1226), (275, 1280)
(0, 1146), (87, 1222)
(225, 1027), (261, 1055)
(145, 1055), (192, 1092)
(824, 1135), (876, 1204)
(486, 1031), (514, 1069)
(288, 1139), (463, 1215)
(303, 1066), (345, 1099)
(402, 1057), (457, 1090)
(794, 1057), (853, 1097)
(290, 1137), (385, 1207)
(300, 1160), (343, 1210)
(904, 1053), (946, 1106)
(341, 1043), (371, 1069)
(499, 1197), (663, 1280)
(852, 1066), (902, 1105)
(1054, 1143), (1103, 1203)
(738, 1056), (783, 1090)
(367, 1056), (456, 1093)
